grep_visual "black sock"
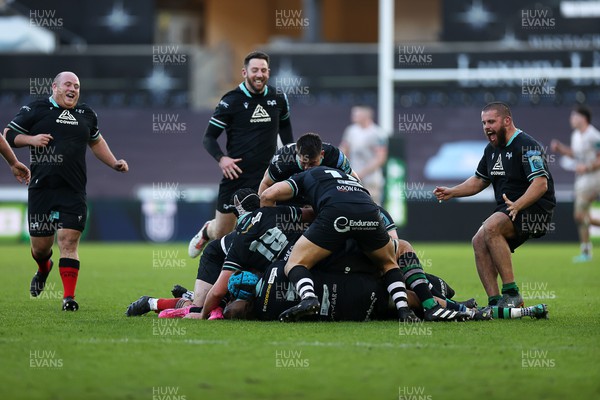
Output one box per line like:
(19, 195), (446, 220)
(382, 268), (409, 310)
(287, 265), (316, 300)
(398, 252), (435, 309)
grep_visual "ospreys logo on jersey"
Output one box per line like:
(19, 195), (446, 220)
(56, 109), (78, 126)
(491, 154), (505, 176)
(250, 104), (271, 123)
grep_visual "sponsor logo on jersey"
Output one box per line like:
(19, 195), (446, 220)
(56, 109), (78, 125)
(333, 216), (379, 233)
(491, 154), (505, 176)
(250, 104), (271, 123)
(268, 267), (278, 284)
(336, 185), (364, 192)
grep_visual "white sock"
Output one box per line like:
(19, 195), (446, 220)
(148, 298), (158, 311)
(581, 242), (592, 255)
(510, 308), (523, 318)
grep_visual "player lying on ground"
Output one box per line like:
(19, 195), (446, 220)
(128, 188), (547, 321)
(224, 264), (548, 321)
(129, 220), (460, 320)
(127, 242), (548, 321)
(133, 189), (470, 321)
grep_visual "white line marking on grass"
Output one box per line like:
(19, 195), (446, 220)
(0, 337), (585, 352)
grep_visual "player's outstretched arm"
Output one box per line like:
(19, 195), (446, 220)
(434, 176), (489, 202)
(89, 136), (128, 172)
(0, 134), (30, 184)
(550, 139), (574, 158)
(198, 269), (233, 319)
(260, 180), (294, 207)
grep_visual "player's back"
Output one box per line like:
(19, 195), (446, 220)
(223, 206), (305, 273)
(268, 143), (352, 182)
(287, 166), (372, 212)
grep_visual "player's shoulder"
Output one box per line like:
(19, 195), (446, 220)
(482, 142), (495, 155)
(74, 102), (97, 116)
(275, 143), (296, 155)
(515, 131), (543, 148)
(322, 142), (340, 154)
(18, 99), (49, 113)
(265, 85), (286, 99)
(587, 125), (600, 140)
(219, 86), (246, 103)
(74, 102), (94, 111)
(238, 208), (274, 232)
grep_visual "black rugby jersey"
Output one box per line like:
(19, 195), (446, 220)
(197, 231), (238, 284)
(285, 166), (372, 213)
(7, 97), (100, 193)
(207, 83), (291, 176)
(267, 142), (353, 182)
(475, 130), (555, 212)
(223, 206), (304, 273)
(255, 259), (388, 322)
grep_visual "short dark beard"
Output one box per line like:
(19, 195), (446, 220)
(245, 77), (265, 94)
(496, 125), (508, 147)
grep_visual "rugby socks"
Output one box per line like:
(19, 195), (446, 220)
(148, 298), (158, 311)
(398, 252), (435, 310)
(383, 268), (409, 310)
(501, 282), (520, 297)
(59, 258), (79, 299)
(488, 295), (502, 306)
(157, 298), (179, 311)
(491, 306), (534, 319)
(32, 249), (53, 275)
(581, 242), (592, 256)
(201, 222), (211, 241)
(287, 265), (317, 300)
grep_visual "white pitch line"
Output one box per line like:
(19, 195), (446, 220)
(0, 337), (586, 352)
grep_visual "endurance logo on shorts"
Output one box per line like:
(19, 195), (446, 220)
(333, 216), (379, 233)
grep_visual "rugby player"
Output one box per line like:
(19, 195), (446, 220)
(258, 132), (359, 195)
(434, 102), (556, 308)
(189, 51), (293, 259)
(4, 71), (128, 311)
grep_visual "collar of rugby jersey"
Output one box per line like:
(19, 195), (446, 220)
(505, 129), (522, 147)
(49, 96), (60, 108)
(239, 82), (268, 98)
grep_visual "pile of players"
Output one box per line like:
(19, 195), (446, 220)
(126, 133), (548, 322)
(124, 51), (548, 322)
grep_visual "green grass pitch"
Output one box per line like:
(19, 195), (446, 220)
(1, 241), (599, 400)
